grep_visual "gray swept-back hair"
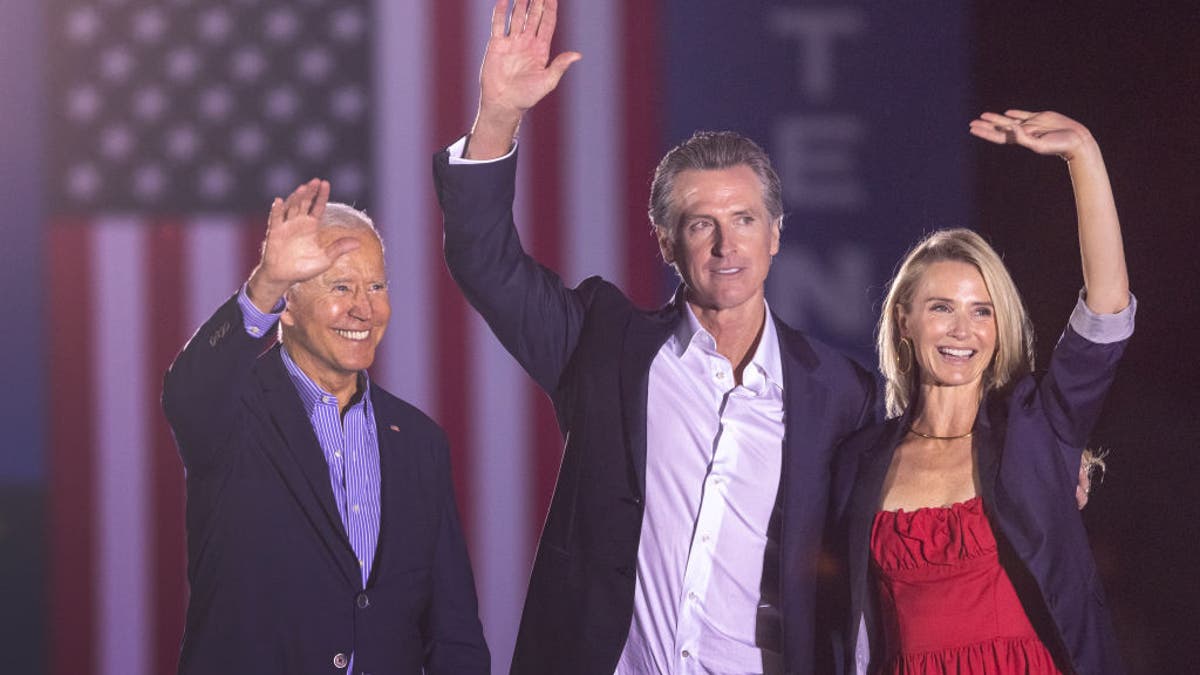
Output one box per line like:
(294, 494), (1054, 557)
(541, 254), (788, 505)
(648, 130), (784, 241)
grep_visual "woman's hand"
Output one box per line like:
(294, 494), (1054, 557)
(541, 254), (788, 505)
(969, 109), (1098, 163)
(970, 108), (1129, 316)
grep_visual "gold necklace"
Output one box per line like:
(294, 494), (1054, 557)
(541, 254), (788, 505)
(908, 426), (973, 441)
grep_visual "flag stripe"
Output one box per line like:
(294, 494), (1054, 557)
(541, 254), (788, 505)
(48, 221), (97, 675)
(148, 221), (188, 675)
(433, 0), (475, 546)
(621, 0), (666, 307)
(563, 0), (622, 287)
(93, 218), (150, 675)
(373, 0), (433, 414)
(184, 217), (245, 333)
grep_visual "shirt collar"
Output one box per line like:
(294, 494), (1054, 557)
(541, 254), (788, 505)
(279, 345), (373, 416)
(671, 299), (784, 392)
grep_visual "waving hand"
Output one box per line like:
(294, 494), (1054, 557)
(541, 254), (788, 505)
(970, 109), (1129, 315)
(246, 179), (361, 312)
(467, 0), (582, 159)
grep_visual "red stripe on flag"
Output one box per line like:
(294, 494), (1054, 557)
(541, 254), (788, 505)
(621, 0), (665, 307)
(47, 221), (95, 675)
(242, 216), (265, 287)
(432, 0), (474, 540)
(148, 222), (187, 675)
(527, 51), (567, 541)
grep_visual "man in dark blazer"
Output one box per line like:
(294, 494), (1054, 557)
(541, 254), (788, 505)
(432, 1), (877, 672)
(162, 179), (488, 674)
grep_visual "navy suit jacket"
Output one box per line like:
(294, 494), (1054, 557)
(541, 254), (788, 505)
(434, 149), (878, 673)
(830, 321), (1129, 674)
(162, 295), (488, 675)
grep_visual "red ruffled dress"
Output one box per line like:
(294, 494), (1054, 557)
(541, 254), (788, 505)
(869, 496), (1061, 674)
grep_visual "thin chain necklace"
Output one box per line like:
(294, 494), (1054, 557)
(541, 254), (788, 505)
(908, 426), (973, 441)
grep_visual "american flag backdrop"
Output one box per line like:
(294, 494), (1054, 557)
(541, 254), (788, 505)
(44, 1), (664, 674)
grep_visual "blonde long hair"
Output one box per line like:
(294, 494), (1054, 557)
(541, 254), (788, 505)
(878, 229), (1035, 417)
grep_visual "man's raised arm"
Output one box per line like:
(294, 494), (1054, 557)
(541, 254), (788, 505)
(163, 179), (358, 468)
(464, 0), (581, 159)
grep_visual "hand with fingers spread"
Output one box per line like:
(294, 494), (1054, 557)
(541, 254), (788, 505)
(970, 108), (1129, 315)
(467, 0), (582, 159)
(246, 178), (363, 312)
(968, 109), (1098, 162)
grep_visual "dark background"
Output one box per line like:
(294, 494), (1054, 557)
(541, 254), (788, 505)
(971, 3), (1200, 668)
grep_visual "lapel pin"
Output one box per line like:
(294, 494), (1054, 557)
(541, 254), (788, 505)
(389, 425), (400, 432)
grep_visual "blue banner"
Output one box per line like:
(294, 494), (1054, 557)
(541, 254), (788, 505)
(666, 0), (971, 360)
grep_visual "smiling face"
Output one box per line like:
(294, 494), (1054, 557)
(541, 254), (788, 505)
(898, 260), (997, 394)
(658, 165), (781, 315)
(280, 226), (390, 395)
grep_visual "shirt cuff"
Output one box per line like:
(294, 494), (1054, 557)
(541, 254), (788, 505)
(1068, 289), (1136, 344)
(237, 283), (284, 338)
(446, 135), (517, 165)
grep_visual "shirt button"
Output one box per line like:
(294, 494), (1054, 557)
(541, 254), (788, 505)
(715, 371), (725, 380)
(681, 649), (691, 659)
(352, 504), (360, 513)
(356, 592), (370, 609)
(333, 653), (348, 669)
(701, 533), (711, 543)
(688, 591), (697, 601)
(248, 326), (261, 335)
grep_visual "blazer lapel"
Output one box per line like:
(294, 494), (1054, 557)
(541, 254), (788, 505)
(256, 348), (360, 585)
(369, 394), (437, 584)
(775, 318), (825, 483)
(844, 416), (907, 664)
(619, 294), (680, 502)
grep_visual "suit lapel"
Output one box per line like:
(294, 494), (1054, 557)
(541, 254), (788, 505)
(370, 395), (428, 584)
(256, 348), (360, 585)
(619, 297), (679, 501)
(775, 318), (825, 482)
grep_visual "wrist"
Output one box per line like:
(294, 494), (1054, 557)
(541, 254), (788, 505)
(467, 104), (522, 160)
(246, 267), (290, 313)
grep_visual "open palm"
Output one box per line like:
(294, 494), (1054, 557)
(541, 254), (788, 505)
(969, 109), (1094, 161)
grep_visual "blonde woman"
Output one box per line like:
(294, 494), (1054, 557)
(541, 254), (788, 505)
(831, 111), (1132, 674)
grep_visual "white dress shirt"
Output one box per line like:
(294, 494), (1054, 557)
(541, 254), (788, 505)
(617, 301), (786, 675)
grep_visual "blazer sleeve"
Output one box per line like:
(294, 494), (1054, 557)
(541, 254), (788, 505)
(161, 292), (275, 471)
(1030, 294), (1135, 470)
(422, 430), (490, 674)
(433, 148), (586, 395)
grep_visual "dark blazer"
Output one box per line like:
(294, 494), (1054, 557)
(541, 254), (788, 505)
(830, 321), (1129, 674)
(434, 149), (878, 673)
(162, 295), (488, 675)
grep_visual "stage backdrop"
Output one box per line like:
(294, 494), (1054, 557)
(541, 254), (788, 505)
(10, 1), (970, 674)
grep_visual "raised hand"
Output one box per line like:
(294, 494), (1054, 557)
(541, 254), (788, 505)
(971, 108), (1129, 315)
(246, 179), (362, 312)
(467, 0), (582, 159)
(968, 109), (1098, 162)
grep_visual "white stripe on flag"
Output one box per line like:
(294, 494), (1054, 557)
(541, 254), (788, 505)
(373, 0), (432, 411)
(469, 310), (532, 674)
(92, 218), (150, 675)
(563, 0), (623, 288)
(184, 217), (244, 336)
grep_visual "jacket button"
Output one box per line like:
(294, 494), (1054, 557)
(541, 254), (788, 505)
(356, 592), (370, 609)
(332, 653), (348, 669)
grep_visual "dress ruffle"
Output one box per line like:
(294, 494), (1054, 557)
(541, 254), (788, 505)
(869, 497), (1062, 674)
(872, 497), (994, 571)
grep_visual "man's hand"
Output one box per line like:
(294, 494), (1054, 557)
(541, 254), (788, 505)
(466, 0), (581, 159)
(245, 179), (361, 313)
